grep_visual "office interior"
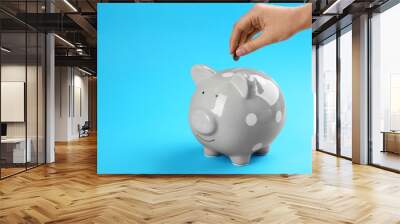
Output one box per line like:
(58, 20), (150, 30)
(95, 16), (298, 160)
(0, 0), (97, 179)
(0, 0), (400, 222)
(313, 0), (400, 172)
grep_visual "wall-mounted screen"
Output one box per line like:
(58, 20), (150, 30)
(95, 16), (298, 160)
(1, 82), (25, 122)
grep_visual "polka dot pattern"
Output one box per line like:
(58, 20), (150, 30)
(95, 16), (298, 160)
(248, 75), (255, 82)
(222, 72), (234, 78)
(245, 113), (257, 126)
(252, 143), (263, 152)
(276, 111), (282, 123)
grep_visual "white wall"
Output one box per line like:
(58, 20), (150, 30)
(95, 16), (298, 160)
(55, 67), (89, 141)
(72, 73), (89, 138)
(1, 65), (40, 138)
(55, 67), (70, 141)
(1, 65), (26, 134)
(1, 64), (46, 164)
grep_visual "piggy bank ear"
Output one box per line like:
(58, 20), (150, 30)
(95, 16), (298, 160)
(191, 64), (216, 85)
(231, 74), (248, 98)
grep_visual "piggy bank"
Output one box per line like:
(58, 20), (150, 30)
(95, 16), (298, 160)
(189, 65), (285, 166)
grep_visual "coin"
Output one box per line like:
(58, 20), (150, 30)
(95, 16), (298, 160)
(233, 54), (239, 61)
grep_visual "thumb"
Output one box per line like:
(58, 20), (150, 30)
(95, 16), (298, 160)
(235, 33), (275, 57)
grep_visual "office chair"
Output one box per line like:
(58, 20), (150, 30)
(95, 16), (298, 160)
(79, 121), (90, 138)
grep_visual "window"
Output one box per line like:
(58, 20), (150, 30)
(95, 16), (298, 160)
(317, 36), (337, 154)
(370, 3), (400, 171)
(339, 28), (352, 158)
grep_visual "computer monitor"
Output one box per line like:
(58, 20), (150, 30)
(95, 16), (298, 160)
(1, 123), (7, 137)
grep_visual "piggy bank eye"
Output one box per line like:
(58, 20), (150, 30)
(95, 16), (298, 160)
(215, 94), (218, 98)
(201, 91), (205, 95)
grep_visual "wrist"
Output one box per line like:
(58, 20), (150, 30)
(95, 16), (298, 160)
(294, 4), (312, 31)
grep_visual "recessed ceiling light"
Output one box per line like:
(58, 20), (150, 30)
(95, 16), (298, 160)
(323, 0), (354, 15)
(1, 47), (11, 53)
(78, 67), (93, 76)
(54, 34), (75, 48)
(63, 0), (78, 12)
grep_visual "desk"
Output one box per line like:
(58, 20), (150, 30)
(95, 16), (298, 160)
(382, 131), (400, 154)
(1, 138), (31, 163)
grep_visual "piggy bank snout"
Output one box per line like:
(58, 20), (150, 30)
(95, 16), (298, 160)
(190, 110), (216, 135)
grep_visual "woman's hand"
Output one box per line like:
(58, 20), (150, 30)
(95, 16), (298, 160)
(230, 3), (312, 58)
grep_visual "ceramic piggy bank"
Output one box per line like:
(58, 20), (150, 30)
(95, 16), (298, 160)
(189, 65), (285, 166)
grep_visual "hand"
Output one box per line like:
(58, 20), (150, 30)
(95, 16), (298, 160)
(230, 3), (312, 58)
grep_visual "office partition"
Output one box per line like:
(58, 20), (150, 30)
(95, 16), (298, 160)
(317, 35), (337, 155)
(370, 3), (400, 172)
(339, 27), (352, 159)
(0, 0), (47, 179)
(315, 24), (353, 159)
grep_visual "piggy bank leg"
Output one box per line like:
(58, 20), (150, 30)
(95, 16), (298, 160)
(230, 155), (251, 166)
(255, 145), (270, 156)
(204, 147), (220, 157)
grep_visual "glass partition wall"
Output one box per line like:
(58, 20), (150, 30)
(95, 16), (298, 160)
(339, 27), (352, 159)
(370, 3), (400, 171)
(0, 2), (46, 179)
(0, 31), (27, 177)
(316, 26), (353, 159)
(317, 35), (337, 155)
(315, 0), (400, 172)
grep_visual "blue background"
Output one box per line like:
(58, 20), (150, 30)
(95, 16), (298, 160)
(98, 3), (312, 174)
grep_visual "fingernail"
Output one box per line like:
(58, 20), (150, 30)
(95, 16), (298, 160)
(236, 47), (245, 56)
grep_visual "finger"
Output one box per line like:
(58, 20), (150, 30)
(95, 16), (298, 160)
(229, 23), (244, 55)
(236, 33), (275, 57)
(238, 27), (256, 47)
(230, 29), (243, 55)
(233, 30), (257, 60)
(242, 29), (258, 46)
(229, 16), (251, 54)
